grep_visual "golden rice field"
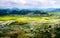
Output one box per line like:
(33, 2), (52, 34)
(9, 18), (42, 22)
(0, 15), (60, 38)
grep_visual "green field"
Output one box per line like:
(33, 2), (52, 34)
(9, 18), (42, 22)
(0, 12), (60, 38)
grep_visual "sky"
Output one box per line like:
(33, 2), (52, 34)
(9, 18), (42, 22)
(0, 0), (60, 8)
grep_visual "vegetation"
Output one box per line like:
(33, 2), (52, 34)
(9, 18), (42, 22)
(0, 8), (60, 38)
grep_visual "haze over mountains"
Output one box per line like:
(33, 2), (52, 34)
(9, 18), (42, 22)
(0, 8), (60, 12)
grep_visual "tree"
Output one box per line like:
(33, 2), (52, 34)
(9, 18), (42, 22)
(0, 9), (8, 16)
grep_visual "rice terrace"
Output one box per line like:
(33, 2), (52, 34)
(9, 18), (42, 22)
(0, 8), (60, 38)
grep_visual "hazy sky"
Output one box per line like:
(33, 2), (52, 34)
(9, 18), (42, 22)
(0, 0), (60, 8)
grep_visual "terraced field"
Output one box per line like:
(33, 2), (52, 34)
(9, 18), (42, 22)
(0, 15), (60, 38)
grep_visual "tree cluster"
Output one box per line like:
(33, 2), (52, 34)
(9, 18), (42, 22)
(0, 9), (49, 16)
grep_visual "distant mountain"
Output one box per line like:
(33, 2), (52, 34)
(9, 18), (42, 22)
(23, 8), (60, 12)
(0, 8), (60, 12)
(51, 9), (60, 12)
